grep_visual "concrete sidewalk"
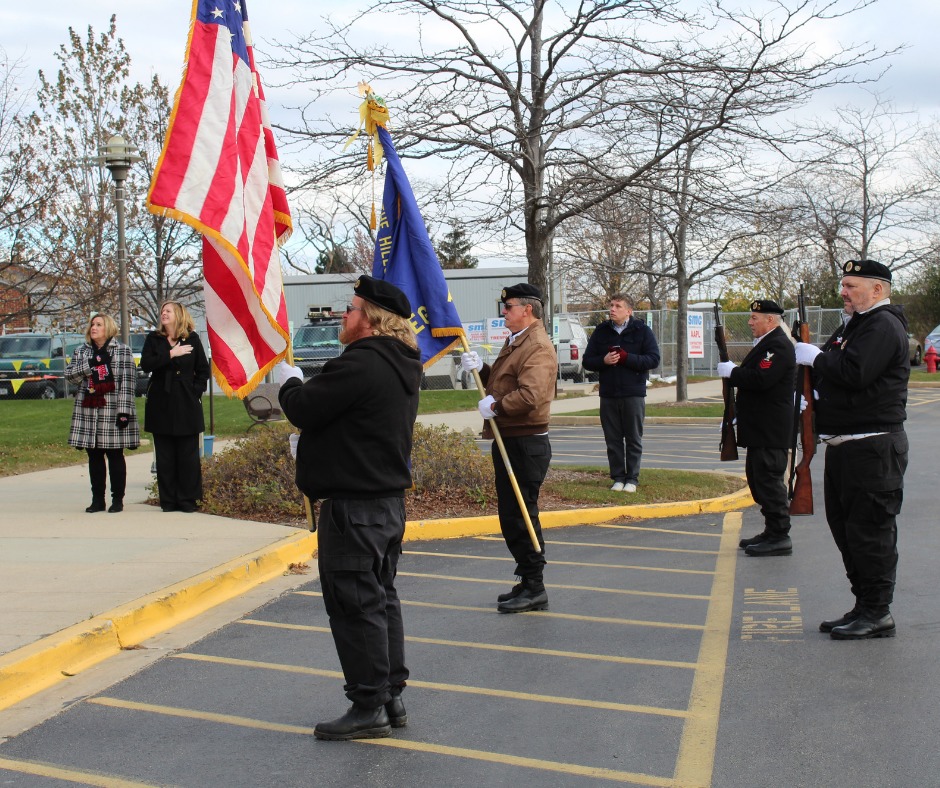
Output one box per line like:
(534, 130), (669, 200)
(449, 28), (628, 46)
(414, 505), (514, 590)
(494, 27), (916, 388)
(0, 379), (728, 717)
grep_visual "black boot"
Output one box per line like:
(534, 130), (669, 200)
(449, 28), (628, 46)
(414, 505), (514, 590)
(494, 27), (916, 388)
(497, 582), (524, 603)
(108, 499), (124, 513)
(497, 579), (548, 613)
(819, 607), (861, 633)
(314, 704), (391, 741)
(739, 531), (769, 549)
(385, 694), (407, 728)
(86, 499), (106, 513)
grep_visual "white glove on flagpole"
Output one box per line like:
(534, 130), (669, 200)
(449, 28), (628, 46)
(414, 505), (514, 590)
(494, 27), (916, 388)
(800, 395), (807, 413)
(716, 360), (736, 378)
(289, 433), (299, 459)
(276, 360), (303, 385)
(795, 342), (822, 366)
(478, 395), (497, 419)
(461, 351), (483, 372)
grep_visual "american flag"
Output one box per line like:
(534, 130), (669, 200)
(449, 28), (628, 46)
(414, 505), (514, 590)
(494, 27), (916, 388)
(147, 0), (292, 398)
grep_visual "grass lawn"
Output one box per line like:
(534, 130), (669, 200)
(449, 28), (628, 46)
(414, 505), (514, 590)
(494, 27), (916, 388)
(910, 370), (940, 383)
(563, 402), (723, 418)
(544, 465), (741, 504)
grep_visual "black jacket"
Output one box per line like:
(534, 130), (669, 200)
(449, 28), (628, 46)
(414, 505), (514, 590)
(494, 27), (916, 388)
(141, 331), (210, 436)
(813, 303), (909, 434)
(279, 335), (422, 500)
(728, 326), (796, 448)
(583, 317), (661, 398)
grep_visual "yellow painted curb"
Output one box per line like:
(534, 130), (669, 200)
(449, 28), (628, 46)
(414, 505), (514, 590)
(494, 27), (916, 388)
(0, 531), (317, 714)
(405, 484), (753, 541)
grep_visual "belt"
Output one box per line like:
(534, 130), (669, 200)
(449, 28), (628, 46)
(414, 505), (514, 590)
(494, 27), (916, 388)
(821, 432), (885, 446)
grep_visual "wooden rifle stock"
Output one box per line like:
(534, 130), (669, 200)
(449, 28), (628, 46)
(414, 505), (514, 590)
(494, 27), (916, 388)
(789, 288), (815, 515)
(713, 301), (738, 462)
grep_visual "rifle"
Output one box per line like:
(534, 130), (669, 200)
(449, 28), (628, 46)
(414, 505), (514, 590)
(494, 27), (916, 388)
(713, 301), (738, 461)
(788, 284), (815, 515)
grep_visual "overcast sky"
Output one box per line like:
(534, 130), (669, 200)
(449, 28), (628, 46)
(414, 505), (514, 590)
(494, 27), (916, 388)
(4, 0), (939, 273)
(4, 0), (940, 118)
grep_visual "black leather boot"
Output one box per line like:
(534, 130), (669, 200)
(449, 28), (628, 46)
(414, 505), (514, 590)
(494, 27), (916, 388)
(385, 694), (407, 728)
(497, 579), (548, 613)
(108, 499), (124, 513)
(819, 607), (861, 633)
(85, 499), (106, 513)
(314, 704), (391, 740)
(739, 531), (769, 549)
(497, 582), (524, 603)
(830, 611), (896, 640)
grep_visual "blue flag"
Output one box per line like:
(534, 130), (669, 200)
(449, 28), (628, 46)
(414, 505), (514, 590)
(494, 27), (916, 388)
(372, 125), (465, 367)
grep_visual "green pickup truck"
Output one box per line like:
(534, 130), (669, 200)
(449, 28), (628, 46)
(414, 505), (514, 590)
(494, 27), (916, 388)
(0, 332), (85, 400)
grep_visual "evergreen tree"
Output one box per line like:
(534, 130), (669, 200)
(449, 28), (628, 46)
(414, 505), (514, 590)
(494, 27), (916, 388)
(436, 221), (478, 269)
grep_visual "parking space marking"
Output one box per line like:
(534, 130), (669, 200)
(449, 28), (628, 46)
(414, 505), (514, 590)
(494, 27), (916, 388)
(403, 550), (715, 576)
(496, 536), (719, 555)
(672, 512), (741, 788)
(592, 524), (722, 538)
(396, 571), (711, 600)
(239, 618), (700, 669)
(0, 756), (157, 787)
(88, 697), (676, 786)
(169, 653), (691, 718)
(295, 592), (708, 630)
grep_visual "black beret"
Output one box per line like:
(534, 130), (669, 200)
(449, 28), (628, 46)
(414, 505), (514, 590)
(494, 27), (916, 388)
(842, 259), (892, 283)
(501, 283), (543, 304)
(353, 275), (412, 318)
(749, 299), (784, 315)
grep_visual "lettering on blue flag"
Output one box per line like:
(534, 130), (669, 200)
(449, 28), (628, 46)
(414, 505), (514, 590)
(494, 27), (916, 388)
(372, 126), (465, 368)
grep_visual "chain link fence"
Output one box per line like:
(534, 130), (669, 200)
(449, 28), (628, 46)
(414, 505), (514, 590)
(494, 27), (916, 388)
(571, 307), (846, 378)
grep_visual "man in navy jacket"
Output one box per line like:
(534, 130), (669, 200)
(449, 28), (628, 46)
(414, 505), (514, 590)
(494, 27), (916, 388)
(583, 294), (661, 493)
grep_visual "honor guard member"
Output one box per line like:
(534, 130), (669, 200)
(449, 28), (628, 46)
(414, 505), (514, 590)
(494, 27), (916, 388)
(795, 259), (909, 640)
(460, 283), (558, 613)
(718, 300), (796, 555)
(278, 275), (423, 739)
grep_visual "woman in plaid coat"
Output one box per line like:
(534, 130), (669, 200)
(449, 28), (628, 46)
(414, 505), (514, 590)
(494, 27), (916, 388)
(66, 313), (140, 513)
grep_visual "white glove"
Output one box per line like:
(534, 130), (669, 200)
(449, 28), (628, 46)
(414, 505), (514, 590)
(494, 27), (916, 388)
(800, 395), (807, 413)
(716, 361), (736, 378)
(289, 432), (299, 459)
(795, 342), (822, 366)
(478, 394), (497, 419)
(276, 360), (303, 385)
(461, 351), (483, 372)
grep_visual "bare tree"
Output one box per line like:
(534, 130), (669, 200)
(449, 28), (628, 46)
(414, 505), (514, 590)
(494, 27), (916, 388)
(0, 50), (61, 328)
(270, 0), (886, 318)
(789, 94), (935, 276)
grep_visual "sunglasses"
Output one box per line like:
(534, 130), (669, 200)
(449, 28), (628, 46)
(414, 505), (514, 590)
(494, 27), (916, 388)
(345, 304), (363, 313)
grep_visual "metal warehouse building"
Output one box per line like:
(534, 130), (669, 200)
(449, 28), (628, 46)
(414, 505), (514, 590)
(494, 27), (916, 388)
(283, 266), (529, 330)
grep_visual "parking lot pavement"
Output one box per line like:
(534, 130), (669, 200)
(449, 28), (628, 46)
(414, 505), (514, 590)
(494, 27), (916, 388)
(0, 512), (743, 787)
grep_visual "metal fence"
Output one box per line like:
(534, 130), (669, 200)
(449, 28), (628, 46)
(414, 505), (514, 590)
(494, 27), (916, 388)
(572, 307), (845, 378)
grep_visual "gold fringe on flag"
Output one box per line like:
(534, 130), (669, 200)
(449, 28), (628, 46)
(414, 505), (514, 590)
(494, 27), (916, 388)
(343, 81), (389, 230)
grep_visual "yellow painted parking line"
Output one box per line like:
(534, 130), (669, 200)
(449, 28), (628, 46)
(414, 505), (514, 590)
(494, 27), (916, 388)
(397, 571), (711, 600)
(476, 535), (718, 555)
(294, 592), (706, 630)
(0, 756), (158, 787)
(672, 511), (741, 788)
(591, 523), (722, 538)
(404, 550), (715, 576)
(169, 653), (691, 718)
(239, 619), (700, 670)
(87, 696), (677, 786)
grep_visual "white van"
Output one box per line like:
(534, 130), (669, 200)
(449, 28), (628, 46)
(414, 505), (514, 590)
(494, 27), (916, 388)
(554, 314), (594, 383)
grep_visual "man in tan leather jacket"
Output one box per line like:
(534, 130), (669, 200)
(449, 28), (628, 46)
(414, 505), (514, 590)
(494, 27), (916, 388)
(461, 283), (558, 613)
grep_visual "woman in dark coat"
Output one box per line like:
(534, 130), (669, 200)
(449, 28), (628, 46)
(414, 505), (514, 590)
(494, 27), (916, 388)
(141, 301), (210, 512)
(66, 313), (140, 513)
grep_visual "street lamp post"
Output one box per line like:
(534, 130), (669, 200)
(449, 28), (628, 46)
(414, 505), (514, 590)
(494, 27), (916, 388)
(99, 135), (142, 345)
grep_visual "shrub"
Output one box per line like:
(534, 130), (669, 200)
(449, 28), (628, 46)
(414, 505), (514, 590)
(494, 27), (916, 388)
(193, 422), (496, 523)
(199, 423), (305, 521)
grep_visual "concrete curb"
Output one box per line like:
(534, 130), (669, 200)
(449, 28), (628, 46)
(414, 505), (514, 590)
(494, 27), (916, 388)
(0, 530), (318, 714)
(550, 415), (720, 426)
(0, 483), (753, 714)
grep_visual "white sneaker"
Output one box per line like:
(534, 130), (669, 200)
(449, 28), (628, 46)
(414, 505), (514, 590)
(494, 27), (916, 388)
(623, 483), (637, 493)
(610, 481), (625, 492)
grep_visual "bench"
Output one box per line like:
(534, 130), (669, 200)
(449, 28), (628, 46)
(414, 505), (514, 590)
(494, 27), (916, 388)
(244, 383), (286, 430)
